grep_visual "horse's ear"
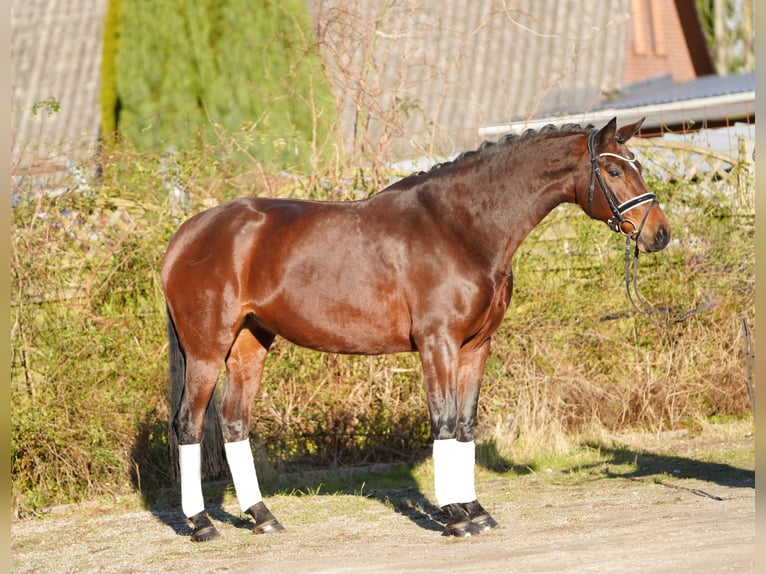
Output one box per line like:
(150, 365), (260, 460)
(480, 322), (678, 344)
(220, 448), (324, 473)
(595, 117), (618, 150)
(616, 117), (645, 143)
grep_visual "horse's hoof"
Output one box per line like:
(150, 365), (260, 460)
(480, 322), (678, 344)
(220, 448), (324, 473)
(445, 519), (480, 538)
(191, 524), (221, 542)
(471, 513), (498, 532)
(246, 501), (286, 535)
(464, 500), (499, 532)
(254, 519), (286, 535)
(441, 501), (498, 536)
(189, 511), (221, 542)
(441, 503), (481, 537)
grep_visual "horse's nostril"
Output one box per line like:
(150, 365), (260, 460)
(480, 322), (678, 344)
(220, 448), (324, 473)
(655, 225), (670, 249)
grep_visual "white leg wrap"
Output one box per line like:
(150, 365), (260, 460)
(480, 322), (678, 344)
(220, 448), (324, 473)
(178, 443), (205, 518)
(432, 439), (477, 507)
(224, 439), (263, 512)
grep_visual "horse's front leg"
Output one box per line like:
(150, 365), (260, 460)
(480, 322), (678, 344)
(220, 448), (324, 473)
(452, 339), (499, 533)
(421, 338), (498, 537)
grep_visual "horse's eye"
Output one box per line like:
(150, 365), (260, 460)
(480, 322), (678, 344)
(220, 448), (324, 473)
(607, 167), (622, 178)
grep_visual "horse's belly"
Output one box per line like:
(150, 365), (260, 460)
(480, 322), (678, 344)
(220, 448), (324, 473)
(266, 308), (413, 355)
(250, 279), (413, 355)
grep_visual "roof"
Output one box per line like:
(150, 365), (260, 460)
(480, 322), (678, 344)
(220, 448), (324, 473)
(479, 72), (755, 138)
(600, 72), (755, 110)
(11, 0), (108, 171)
(309, 0), (631, 156)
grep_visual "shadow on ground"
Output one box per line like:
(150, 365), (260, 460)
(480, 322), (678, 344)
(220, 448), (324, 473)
(579, 443), (755, 495)
(130, 418), (753, 540)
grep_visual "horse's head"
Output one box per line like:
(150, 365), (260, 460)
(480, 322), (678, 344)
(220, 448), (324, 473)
(578, 117), (670, 253)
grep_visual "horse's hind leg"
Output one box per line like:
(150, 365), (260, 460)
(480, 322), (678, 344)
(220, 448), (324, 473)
(173, 358), (224, 542)
(221, 322), (284, 535)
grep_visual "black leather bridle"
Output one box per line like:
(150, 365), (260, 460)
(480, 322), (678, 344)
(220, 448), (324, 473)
(587, 129), (657, 237)
(586, 129), (712, 323)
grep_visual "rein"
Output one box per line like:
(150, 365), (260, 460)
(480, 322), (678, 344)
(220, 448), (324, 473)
(587, 129), (711, 325)
(622, 232), (713, 325)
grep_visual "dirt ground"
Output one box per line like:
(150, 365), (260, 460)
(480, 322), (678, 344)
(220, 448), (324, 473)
(12, 425), (755, 574)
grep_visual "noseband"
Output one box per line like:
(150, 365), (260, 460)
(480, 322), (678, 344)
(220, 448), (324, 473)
(587, 129), (657, 237)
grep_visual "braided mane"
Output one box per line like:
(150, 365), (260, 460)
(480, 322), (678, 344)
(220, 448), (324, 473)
(417, 122), (594, 177)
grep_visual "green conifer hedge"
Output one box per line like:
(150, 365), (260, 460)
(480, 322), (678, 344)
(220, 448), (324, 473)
(105, 0), (336, 171)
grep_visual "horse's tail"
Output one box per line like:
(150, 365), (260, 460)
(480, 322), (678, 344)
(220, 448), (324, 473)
(166, 308), (227, 484)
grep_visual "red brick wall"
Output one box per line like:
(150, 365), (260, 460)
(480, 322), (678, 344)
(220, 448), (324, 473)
(623, 0), (698, 84)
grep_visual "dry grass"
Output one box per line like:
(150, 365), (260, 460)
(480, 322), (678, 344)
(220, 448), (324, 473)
(11, 129), (753, 517)
(11, 1), (753, 516)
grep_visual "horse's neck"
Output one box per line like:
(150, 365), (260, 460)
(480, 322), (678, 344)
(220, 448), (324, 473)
(435, 134), (583, 272)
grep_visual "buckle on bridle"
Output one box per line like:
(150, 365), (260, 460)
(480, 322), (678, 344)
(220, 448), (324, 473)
(608, 193), (657, 236)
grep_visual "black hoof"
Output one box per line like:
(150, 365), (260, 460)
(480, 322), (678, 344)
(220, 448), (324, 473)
(441, 501), (498, 537)
(471, 514), (499, 532)
(255, 520), (286, 535)
(189, 511), (221, 542)
(464, 500), (499, 532)
(441, 503), (479, 538)
(246, 501), (286, 535)
(445, 518), (480, 537)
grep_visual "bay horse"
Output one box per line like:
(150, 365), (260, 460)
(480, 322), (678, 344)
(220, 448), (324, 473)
(160, 118), (669, 542)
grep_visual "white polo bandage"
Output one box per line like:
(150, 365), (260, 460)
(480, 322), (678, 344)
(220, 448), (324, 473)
(432, 439), (477, 507)
(224, 439), (263, 512)
(178, 443), (205, 517)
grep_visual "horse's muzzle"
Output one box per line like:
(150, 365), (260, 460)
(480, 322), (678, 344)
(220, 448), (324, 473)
(638, 224), (670, 253)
